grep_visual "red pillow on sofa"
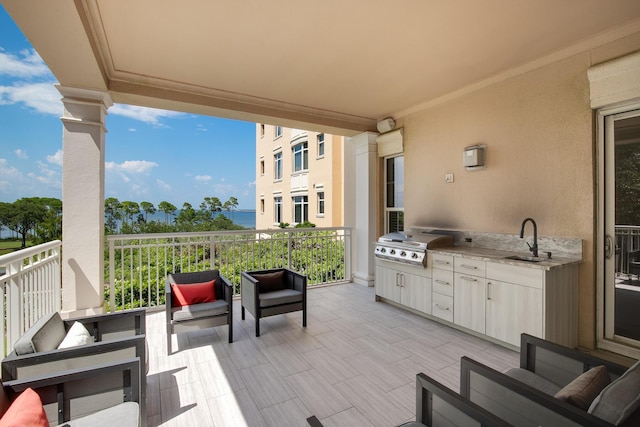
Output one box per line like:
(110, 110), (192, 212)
(171, 280), (216, 307)
(0, 387), (49, 427)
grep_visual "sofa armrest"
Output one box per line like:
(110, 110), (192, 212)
(68, 308), (146, 340)
(519, 334), (629, 386)
(4, 357), (143, 426)
(460, 356), (613, 427)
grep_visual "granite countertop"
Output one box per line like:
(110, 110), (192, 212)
(428, 246), (582, 270)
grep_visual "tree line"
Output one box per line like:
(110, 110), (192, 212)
(0, 198), (62, 248)
(104, 196), (242, 234)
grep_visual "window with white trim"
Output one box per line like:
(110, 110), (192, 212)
(317, 191), (325, 215)
(317, 133), (325, 158)
(260, 159), (265, 176)
(274, 152), (282, 181)
(275, 126), (283, 138)
(260, 198), (264, 214)
(293, 196), (308, 223)
(292, 142), (308, 172)
(385, 155), (404, 233)
(274, 197), (282, 223)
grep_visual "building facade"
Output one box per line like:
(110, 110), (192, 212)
(255, 125), (344, 229)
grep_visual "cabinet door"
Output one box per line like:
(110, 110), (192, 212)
(375, 264), (400, 302)
(401, 272), (431, 314)
(454, 273), (486, 334)
(486, 280), (543, 347)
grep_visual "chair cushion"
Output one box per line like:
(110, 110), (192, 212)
(58, 321), (94, 349)
(252, 271), (285, 293)
(505, 367), (562, 395)
(555, 365), (610, 410)
(54, 401), (139, 427)
(589, 359), (640, 426)
(259, 289), (303, 308)
(171, 280), (216, 307)
(0, 388), (48, 427)
(172, 300), (229, 322)
(14, 312), (66, 355)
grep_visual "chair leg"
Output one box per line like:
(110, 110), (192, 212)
(167, 326), (172, 355)
(303, 309), (307, 328)
(228, 316), (233, 343)
(255, 318), (260, 337)
(241, 306), (245, 320)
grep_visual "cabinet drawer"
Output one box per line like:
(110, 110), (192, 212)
(454, 257), (486, 276)
(431, 253), (454, 271)
(433, 269), (454, 296)
(432, 293), (453, 322)
(486, 262), (544, 289)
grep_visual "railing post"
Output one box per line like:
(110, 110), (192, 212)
(7, 258), (22, 352)
(287, 230), (293, 269)
(109, 238), (115, 313)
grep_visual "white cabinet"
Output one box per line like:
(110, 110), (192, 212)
(453, 257), (486, 334)
(375, 259), (432, 314)
(431, 253), (454, 321)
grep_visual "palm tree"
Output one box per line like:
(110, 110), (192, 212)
(158, 201), (177, 224)
(140, 201), (156, 222)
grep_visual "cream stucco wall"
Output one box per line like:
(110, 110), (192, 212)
(396, 37), (640, 349)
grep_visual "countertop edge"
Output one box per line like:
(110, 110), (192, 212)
(428, 246), (582, 270)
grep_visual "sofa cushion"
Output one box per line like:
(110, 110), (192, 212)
(589, 359), (640, 426)
(252, 271), (285, 293)
(54, 401), (139, 427)
(58, 321), (94, 349)
(259, 289), (303, 308)
(172, 300), (229, 322)
(14, 312), (66, 355)
(555, 365), (610, 410)
(505, 367), (562, 395)
(171, 280), (216, 307)
(0, 388), (49, 427)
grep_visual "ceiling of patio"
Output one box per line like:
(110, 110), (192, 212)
(3, 0), (640, 135)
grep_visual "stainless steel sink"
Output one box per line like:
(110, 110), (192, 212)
(504, 255), (546, 263)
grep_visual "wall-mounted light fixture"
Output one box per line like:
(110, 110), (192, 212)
(376, 117), (396, 134)
(463, 144), (486, 171)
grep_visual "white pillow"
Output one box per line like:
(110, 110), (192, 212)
(57, 321), (94, 349)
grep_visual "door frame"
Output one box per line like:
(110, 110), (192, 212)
(596, 101), (640, 358)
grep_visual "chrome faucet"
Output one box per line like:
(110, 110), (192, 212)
(520, 218), (538, 257)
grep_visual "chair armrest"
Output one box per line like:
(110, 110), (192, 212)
(284, 268), (307, 293)
(2, 334), (146, 382)
(460, 356), (613, 427)
(519, 334), (629, 385)
(416, 373), (511, 426)
(240, 272), (259, 312)
(219, 274), (234, 303)
(3, 357), (142, 426)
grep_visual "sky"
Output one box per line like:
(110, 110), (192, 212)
(0, 7), (257, 210)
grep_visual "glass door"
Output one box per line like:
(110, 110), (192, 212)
(600, 107), (640, 356)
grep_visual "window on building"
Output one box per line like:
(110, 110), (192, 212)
(293, 196), (308, 223)
(274, 152), (282, 180)
(317, 133), (325, 157)
(275, 126), (283, 138)
(260, 159), (265, 176)
(260, 124), (265, 137)
(274, 197), (282, 223)
(317, 191), (325, 215)
(385, 155), (404, 233)
(292, 142), (308, 172)
(260, 198), (265, 214)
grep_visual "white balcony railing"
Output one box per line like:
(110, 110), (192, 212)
(616, 225), (640, 275)
(0, 240), (62, 356)
(106, 227), (352, 312)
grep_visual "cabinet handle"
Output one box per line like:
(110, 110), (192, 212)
(459, 275), (477, 282)
(460, 264), (478, 270)
(435, 304), (450, 311)
(487, 282), (492, 300)
(435, 260), (451, 265)
(435, 279), (451, 286)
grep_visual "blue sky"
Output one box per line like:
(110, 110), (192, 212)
(0, 7), (256, 210)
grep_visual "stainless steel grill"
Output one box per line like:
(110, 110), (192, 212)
(374, 228), (454, 267)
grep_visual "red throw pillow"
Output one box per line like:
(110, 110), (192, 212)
(0, 388), (49, 427)
(171, 280), (216, 307)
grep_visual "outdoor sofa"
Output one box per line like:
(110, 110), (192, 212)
(460, 333), (640, 426)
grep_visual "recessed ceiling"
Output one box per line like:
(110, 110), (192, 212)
(3, 0), (640, 134)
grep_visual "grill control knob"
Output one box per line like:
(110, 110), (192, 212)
(411, 253), (419, 259)
(390, 249), (396, 255)
(400, 251), (407, 257)
(380, 247), (386, 253)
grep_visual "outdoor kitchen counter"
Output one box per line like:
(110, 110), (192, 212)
(429, 246), (582, 270)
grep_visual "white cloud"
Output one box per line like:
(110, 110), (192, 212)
(194, 175), (212, 183)
(106, 160), (158, 174)
(0, 49), (50, 78)
(128, 128), (136, 132)
(47, 149), (63, 166)
(248, 180), (256, 188)
(0, 81), (61, 115)
(14, 149), (27, 159)
(110, 104), (184, 126)
(157, 179), (171, 191)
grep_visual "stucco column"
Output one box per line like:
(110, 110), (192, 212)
(349, 132), (378, 286)
(57, 85), (112, 317)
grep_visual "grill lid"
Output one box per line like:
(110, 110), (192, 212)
(375, 228), (454, 267)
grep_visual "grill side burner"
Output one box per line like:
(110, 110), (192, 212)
(374, 229), (454, 267)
